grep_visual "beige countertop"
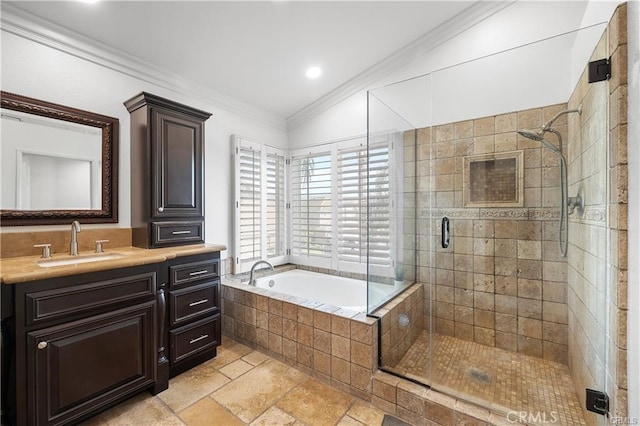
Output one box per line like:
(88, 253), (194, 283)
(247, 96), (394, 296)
(0, 243), (226, 284)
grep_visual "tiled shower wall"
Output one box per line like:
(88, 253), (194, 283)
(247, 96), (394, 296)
(566, 3), (629, 421)
(413, 104), (571, 364)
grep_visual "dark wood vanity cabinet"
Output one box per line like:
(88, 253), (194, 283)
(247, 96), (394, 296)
(2, 265), (163, 426)
(124, 92), (212, 248)
(165, 252), (221, 377)
(1, 251), (222, 425)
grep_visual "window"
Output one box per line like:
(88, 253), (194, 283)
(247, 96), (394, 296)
(234, 135), (393, 276)
(233, 136), (286, 273)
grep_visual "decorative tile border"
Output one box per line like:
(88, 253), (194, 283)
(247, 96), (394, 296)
(420, 207), (563, 220)
(570, 206), (607, 224)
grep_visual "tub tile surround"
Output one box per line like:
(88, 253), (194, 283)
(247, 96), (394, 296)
(375, 283), (424, 367)
(220, 279), (379, 402)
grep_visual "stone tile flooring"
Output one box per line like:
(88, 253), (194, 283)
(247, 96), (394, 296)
(390, 331), (586, 425)
(81, 337), (388, 426)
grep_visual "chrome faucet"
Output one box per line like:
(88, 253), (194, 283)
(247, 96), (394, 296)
(249, 260), (274, 286)
(70, 220), (82, 256)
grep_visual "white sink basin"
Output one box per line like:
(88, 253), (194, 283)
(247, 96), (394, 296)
(38, 253), (124, 268)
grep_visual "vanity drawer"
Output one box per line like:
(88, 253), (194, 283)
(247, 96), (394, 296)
(170, 281), (219, 326)
(25, 272), (156, 326)
(152, 221), (204, 247)
(169, 259), (218, 288)
(169, 315), (220, 363)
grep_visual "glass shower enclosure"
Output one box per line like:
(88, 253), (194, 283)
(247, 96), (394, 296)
(367, 23), (611, 424)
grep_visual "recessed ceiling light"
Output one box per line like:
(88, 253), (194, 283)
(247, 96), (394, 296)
(306, 66), (322, 79)
(79, 0), (100, 4)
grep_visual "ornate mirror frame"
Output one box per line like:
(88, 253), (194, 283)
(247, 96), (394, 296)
(1, 91), (119, 226)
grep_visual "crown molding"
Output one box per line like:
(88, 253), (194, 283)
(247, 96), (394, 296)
(0, 4), (287, 131)
(286, 1), (515, 130)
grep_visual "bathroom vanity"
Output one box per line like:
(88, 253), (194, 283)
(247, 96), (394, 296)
(0, 245), (223, 426)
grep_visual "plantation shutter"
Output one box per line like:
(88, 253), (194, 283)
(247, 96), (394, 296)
(367, 144), (391, 267)
(234, 137), (287, 273)
(237, 143), (262, 265)
(266, 152), (285, 258)
(290, 152), (332, 260)
(337, 146), (367, 264)
(336, 143), (391, 268)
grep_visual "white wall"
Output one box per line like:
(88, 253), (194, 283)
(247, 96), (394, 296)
(0, 31), (288, 261)
(289, 0), (621, 148)
(626, 0), (640, 418)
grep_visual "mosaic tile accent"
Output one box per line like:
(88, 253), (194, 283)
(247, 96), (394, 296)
(464, 151), (524, 207)
(388, 331), (586, 425)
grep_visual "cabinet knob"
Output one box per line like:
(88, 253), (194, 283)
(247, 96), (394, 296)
(37, 341), (48, 350)
(158, 207), (164, 213)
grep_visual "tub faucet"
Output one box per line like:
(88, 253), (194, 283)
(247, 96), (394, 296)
(249, 260), (274, 286)
(70, 220), (82, 256)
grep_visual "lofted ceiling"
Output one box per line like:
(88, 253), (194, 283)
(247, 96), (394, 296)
(4, 1), (479, 120)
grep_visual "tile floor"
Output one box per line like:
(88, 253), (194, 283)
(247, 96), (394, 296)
(389, 331), (585, 425)
(81, 337), (389, 426)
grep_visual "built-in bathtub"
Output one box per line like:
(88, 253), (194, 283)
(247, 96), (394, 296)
(254, 269), (367, 312)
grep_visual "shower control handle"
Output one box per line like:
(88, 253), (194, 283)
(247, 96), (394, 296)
(442, 217), (450, 249)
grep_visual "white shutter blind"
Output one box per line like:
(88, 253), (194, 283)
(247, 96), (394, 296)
(337, 146), (367, 263)
(266, 152), (285, 258)
(237, 145), (262, 264)
(291, 152), (332, 258)
(367, 144), (391, 267)
(336, 143), (390, 268)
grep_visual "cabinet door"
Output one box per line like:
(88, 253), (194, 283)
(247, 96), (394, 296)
(151, 108), (203, 218)
(27, 301), (155, 425)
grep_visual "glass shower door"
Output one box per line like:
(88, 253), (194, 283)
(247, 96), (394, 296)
(368, 21), (611, 425)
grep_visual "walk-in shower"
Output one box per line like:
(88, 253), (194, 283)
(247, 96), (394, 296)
(367, 20), (615, 425)
(518, 106), (583, 257)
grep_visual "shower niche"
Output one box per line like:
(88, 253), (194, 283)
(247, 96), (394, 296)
(463, 151), (524, 207)
(367, 19), (617, 425)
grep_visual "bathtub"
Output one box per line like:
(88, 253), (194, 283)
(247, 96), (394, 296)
(254, 269), (367, 312)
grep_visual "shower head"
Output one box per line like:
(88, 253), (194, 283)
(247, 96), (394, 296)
(517, 129), (544, 141)
(518, 129), (561, 153)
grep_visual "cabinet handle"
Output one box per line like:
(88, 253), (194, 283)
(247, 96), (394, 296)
(189, 334), (209, 344)
(189, 299), (209, 307)
(37, 341), (48, 350)
(189, 270), (209, 276)
(172, 230), (191, 235)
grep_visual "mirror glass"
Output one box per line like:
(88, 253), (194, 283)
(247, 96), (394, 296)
(0, 91), (118, 225)
(2, 109), (102, 210)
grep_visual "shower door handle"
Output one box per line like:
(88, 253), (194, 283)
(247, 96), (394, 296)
(441, 217), (450, 248)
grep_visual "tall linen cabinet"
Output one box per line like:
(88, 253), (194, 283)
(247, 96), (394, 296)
(124, 92), (212, 248)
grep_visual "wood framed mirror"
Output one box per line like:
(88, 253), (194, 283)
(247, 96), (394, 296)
(1, 91), (119, 226)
